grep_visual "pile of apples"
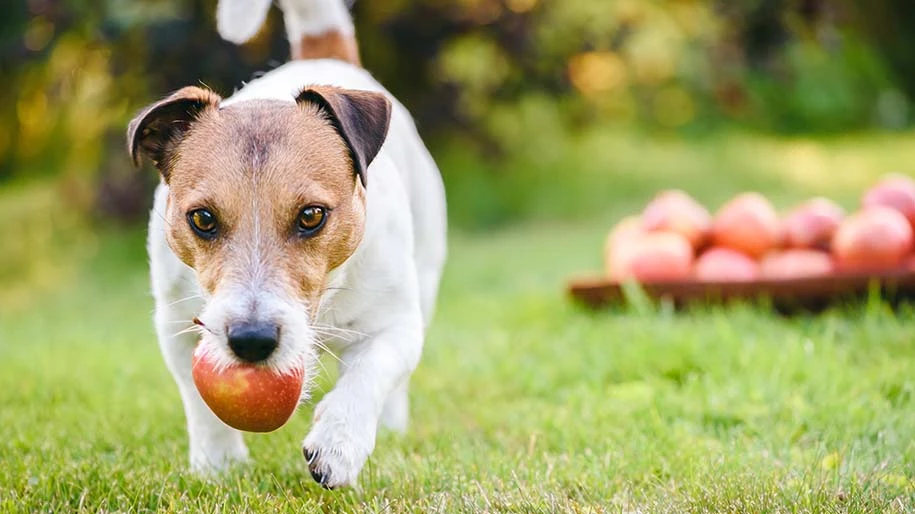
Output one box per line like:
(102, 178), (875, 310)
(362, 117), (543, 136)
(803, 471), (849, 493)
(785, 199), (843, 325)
(605, 175), (915, 283)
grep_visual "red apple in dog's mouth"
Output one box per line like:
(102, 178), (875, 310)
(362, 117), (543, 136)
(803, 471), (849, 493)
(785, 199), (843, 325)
(192, 342), (304, 433)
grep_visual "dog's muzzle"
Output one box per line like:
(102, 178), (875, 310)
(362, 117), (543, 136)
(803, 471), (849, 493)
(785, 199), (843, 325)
(227, 321), (280, 362)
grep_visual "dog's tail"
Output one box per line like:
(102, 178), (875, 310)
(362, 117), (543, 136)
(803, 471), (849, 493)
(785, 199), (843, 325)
(216, 0), (360, 66)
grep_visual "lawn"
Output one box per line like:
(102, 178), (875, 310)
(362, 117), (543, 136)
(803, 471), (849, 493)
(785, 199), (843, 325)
(2, 132), (915, 513)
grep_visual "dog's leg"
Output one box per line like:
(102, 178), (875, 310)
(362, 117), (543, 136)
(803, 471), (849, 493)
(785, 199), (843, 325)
(149, 184), (249, 474)
(379, 379), (410, 433)
(302, 316), (422, 488)
(155, 305), (250, 473)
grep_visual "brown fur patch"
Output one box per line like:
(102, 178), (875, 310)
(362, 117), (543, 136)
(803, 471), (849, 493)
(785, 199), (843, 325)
(127, 87), (223, 176)
(292, 29), (360, 66)
(296, 86), (392, 187)
(162, 100), (366, 308)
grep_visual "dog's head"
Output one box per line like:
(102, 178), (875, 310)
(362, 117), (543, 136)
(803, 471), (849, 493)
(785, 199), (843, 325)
(128, 85), (391, 374)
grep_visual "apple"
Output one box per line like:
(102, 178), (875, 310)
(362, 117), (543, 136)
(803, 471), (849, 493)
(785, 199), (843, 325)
(641, 190), (712, 249)
(760, 249), (834, 279)
(192, 343), (304, 433)
(862, 174), (915, 229)
(712, 192), (780, 258)
(694, 247), (759, 282)
(628, 232), (694, 282)
(780, 197), (845, 250)
(604, 216), (645, 280)
(606, 215), (645, 251)
(608, 231), (693, 282)
(832, 206), (914, 271)
(605, 243), (638, 282)
(903, 254), (915, 271)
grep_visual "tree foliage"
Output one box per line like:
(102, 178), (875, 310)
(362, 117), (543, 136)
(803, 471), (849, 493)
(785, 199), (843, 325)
(0, 0), (911, 217)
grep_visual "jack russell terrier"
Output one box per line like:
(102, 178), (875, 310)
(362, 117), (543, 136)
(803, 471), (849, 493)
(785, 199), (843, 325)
(127, 0), (447, 489)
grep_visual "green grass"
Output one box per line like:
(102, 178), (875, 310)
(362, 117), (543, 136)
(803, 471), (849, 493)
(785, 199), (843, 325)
(3, 132), (915, 512)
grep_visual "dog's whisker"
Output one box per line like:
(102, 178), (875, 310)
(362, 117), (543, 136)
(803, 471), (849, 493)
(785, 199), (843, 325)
(165, 320), (219, 338)
(164, 294), (205, 307)
(313, 341), (343, 364)
(311, 329), (359, 345)
(311, 324), (367, 340)
(200, 325), (223, 337)
(164, 319), (198, 325)
(315, 358), (330, 377)
(172, 325), (204, 338)
(310, 326), (352, 337)
(311, 323), (367, 337)
(152, 208), (172, 228)
(299, 347), (331, 378)
(322, 286), (357, 293)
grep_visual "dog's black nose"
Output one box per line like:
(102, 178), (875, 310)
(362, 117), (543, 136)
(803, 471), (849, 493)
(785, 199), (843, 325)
(227, 322), (279, 362)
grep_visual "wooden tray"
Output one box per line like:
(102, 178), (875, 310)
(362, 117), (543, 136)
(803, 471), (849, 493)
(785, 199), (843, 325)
(567, 269), (915, 313)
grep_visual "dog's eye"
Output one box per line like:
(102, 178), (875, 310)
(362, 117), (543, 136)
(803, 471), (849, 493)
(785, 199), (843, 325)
(188, 209), (218, 239)
(297, 206), (326, 235)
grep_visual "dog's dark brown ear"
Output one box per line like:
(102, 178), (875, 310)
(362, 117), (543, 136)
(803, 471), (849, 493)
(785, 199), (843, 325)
(127, 86), (222, 178)
(296, 86), (392, 186)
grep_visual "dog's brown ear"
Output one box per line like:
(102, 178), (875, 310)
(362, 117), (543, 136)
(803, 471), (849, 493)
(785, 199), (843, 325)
(127, 86), (222, 178)
(296, 86), (392, 186)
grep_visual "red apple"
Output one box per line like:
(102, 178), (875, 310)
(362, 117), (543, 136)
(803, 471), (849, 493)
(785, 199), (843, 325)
(604, 216), (645, 281)
(628, 232), (694, 282)
(781, 197), (845, 250)
(832, 206), (914, 271)
(608, 231), (693, 282)
(760, 249), (834, 279)
(694, 247), (759, 282)
(903, 254), (915, 271)
(641, 190), (712, 249)
(605, 243), (638, 282)
(862, 174), (915, 229)
(606, 215), (645, 251)
(192, 343), (303, 433)
(712, 192), (780, 258)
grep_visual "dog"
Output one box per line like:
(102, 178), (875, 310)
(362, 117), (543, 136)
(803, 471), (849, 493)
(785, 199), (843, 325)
(127, 0), (447, 489)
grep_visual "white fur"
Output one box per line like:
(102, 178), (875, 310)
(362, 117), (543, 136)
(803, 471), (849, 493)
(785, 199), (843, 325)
(277, 0), (356, 42)
(217, 0), (354, 45)
(149, 0), (447, 488)
(216, 0), (273, 44)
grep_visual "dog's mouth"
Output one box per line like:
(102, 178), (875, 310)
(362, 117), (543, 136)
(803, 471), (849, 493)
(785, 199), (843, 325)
(187, 284), (320, 386)
(191, 311), (318, 382)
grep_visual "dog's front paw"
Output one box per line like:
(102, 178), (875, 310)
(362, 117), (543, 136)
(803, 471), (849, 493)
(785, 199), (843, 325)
(302, 400), (376, 489)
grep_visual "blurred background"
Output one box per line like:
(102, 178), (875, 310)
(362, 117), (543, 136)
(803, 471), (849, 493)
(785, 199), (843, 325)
(3, 0), (915, 309)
